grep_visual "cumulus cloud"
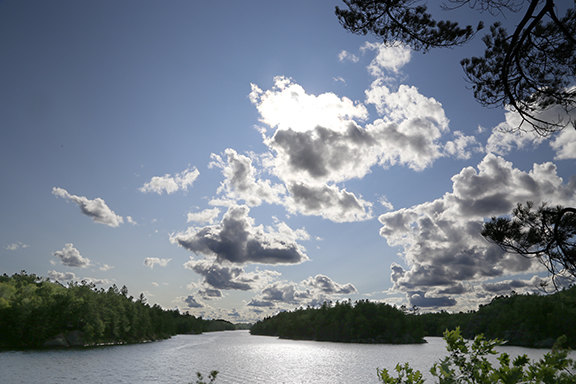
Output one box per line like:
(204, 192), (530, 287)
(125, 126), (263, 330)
(303, 274), (357, 294)
(184, 259), (253, 290)
(53, 243), (91, 268)
(143, 257), (171, 269)
(242, 42), (481, 223)
(48, 270), (76, 282)
(139, 166), (199, 194)
(361, 42), (411, 76)
(551, 127), (576, 160)
(250, 76), (368, 134)
(247, 274), (358, 309)
(187, 207), (221, 224)
(247, 74), (478, 222)
(209, 149), (285, 206)
(183, 257), (281, 292)
(52, 187), (123, 227)
(284, 182), (373, 222)
(172, 204), (309, 265)
(184, 295), (203, 308)
(379, 153), (576, 308)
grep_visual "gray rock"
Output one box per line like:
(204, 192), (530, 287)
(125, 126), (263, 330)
(43, 333), (69, 347)
(66, 330), (85, 347)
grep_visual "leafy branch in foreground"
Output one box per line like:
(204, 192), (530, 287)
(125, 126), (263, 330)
(192, 370), (218, 384)
(378, 328), (576, 383)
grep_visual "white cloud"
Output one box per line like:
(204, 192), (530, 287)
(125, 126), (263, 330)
(126, 216), (137, 225)
(209, 149), (285, 206)
(143, 257), (171, 269)
(551, 127), (576, 160)
(247, 274), (357, 309)
(80, 277), (112, 285)
(302, 274), (357, 294)
(249, 76), (368, 133)
(338, 50), (359, 63)
(378, 153), (576, 308)
(53, 243), (91, 268)
(99, 264), (114, 271)
(48, 270), (76, 282)
(172, 204), (309, 265)
(5, 241), (29, 251)
(244, 48), (479, 223)
(139, 166), (200, 194)
(187, 207), (221, 224)
(361, 42), (411, 76)
(52, 187), (123, 227)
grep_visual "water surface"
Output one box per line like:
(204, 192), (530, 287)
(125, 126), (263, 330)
(0, 330), (557, 383)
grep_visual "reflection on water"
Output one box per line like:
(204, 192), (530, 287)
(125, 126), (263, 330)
(0, 330), (556, 384)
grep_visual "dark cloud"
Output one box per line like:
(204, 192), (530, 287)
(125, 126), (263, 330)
(247, 298), (275, 307)
(172, 204), (309, 265)
(198, 288), (223, 300)
(53, 243), (91, 268)
(481, 279), (533, 294)
(52, 187), (123, 227)
(408, 292), (457, 308)
(184, 295), (203, 308)
(184, 260), (253, 291)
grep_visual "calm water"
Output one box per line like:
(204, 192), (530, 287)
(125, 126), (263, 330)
(0, 330), (558, 384)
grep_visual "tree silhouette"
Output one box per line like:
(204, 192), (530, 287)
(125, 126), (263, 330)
(336, 0), (576, 136)
(482, 202), (576, 288)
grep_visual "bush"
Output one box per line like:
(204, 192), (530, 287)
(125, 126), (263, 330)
(378, 328), (576, 383)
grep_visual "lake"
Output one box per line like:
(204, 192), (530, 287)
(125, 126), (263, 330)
(0, 330), (561, 383)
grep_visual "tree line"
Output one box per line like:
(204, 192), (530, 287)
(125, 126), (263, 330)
(0, 271), (237, 349)
(250, 299), (425, 344)
(420, 284), (576, 348)
(250, 285), (576, 348)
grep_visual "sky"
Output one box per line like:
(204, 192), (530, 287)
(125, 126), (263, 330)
(1, 1), (575, 322)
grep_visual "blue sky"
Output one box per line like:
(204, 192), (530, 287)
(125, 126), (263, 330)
(1, 1), (575, 322)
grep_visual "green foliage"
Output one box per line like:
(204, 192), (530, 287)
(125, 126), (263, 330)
(378, 328), (576, 384)
(250, 299), (425, 344)
(192, 370), (218, 384)
(0, 272), (218, 349)
(378, 363), (425, 384)
(419, 285), (576, 348)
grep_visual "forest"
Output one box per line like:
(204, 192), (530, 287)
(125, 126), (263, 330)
(250, 299), (425, 344)
(250, 285), (576, 348)
(0, 271), (238, 349)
